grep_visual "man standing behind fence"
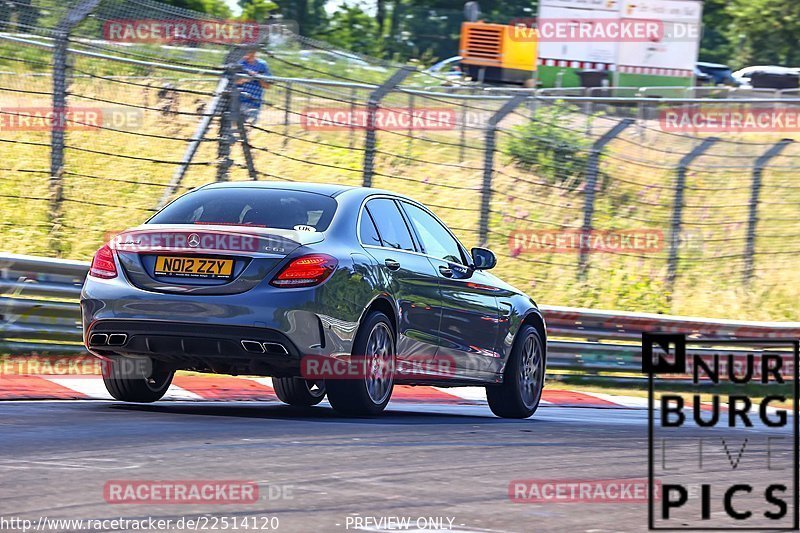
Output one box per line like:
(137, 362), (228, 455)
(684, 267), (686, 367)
(236, 45), (272, 124)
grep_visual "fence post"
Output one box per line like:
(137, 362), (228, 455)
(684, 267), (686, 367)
(459, 100), (468, 162)
(478, 95), (527, 247)
(743, 139), (792, 284)
(667, 137), (718, 292)
(49, 0), (100, 256)
(282, 81), (292, 148)
(635, 89), (644, 139)
(406, 91), (414, 155)
(349, 86), (357, 149)
(578, 118), (634, 278)
(362, 66), (415, 187)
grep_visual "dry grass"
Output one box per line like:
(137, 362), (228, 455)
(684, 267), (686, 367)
(2, 68), (799, 321)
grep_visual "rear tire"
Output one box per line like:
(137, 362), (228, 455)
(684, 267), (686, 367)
(486, 325), (545, 419)
(102, 357), (174, 403)
(273, 378), (326, 406)
(326, 312), (395, 416)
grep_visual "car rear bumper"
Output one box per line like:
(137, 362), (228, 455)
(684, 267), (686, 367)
(81, 274), (363, 376)
(85, 319), (303, 376)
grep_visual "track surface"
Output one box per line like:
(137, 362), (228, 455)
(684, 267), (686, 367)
(0, 396), (793, 533)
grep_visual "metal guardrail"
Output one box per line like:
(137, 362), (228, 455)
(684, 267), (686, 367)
(2, 253), (799, 380)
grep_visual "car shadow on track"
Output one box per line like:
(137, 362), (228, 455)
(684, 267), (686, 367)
(105, 401), (539, 425)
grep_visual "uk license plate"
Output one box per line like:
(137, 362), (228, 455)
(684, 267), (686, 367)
(154, 256), (234, 279)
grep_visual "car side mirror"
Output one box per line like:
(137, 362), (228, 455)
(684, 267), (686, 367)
(471, 247), (496, 270)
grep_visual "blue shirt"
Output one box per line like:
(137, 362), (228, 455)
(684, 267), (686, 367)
(238, 58), (271, 106)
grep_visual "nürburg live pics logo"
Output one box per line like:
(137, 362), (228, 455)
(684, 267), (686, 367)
(644, 332), (799, 530)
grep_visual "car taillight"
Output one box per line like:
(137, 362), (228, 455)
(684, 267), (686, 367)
(270, 254), (337, 288)
(89, 244), (118, 279)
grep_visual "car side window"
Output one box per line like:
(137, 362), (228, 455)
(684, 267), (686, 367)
(359, 207), (382, 247)
(401, 202), (464, 265)
(364, 199), (415, 251)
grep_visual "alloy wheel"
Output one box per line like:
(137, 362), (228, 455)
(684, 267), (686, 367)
(364, 322), (394, 404)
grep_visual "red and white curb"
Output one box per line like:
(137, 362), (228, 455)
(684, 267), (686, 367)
(0, 375), (646, 408)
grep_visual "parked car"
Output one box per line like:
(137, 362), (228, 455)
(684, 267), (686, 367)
(81, 182), (547, 418)
(732, 65), (800, 89)
(426, 56), (464, 81)
(275, 49), (388, 73)
(696, 62), (738, 86)
(693, 67), (713, 85)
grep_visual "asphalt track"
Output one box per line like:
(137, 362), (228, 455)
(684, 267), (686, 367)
(0, 396), (794, 533)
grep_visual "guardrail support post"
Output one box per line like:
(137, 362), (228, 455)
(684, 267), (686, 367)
(667, 137), (719, 293)
(478, 95), (527, 247)
(578, 118), (634, 278)
(743, 139), (792, 284)
(48, 0), (99, 256)
(362, 66), (415, 187)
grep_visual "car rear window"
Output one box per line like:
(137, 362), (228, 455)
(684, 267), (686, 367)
(148, 188), (338, 231)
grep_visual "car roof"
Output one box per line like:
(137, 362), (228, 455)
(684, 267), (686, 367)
(200, 181), (357, 197)
(197, 181), (412, 201)
(735, 65), (799, 75)
(697, 62), (730, 69)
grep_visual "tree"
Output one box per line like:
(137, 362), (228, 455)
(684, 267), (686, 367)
(698, 0), (733, 64)
(377, 0), (387, 36)
(724, 0), (800, 67)
(383, 0), (538, 62)
(249, 0), (328, 37)
(162, 0), (232, 18)
(321, 4), (382, 57)
(240, 0), (278, 22)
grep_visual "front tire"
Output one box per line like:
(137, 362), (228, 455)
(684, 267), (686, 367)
(326, 312), (395, 416)
(102, 357), (174, 403)
(486, 325), (545, 419)
(273, 378), (326, 406)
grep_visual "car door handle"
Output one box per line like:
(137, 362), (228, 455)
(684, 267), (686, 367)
(438, 265), (454, 278)
(384, 258), (401, 271)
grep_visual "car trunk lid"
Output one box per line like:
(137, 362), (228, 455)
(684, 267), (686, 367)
(109, 224), (323, 295)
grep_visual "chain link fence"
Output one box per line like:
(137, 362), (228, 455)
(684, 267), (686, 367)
(2, 0), (800, 320)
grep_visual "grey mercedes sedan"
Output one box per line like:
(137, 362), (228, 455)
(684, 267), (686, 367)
(81, 182), (546, 418)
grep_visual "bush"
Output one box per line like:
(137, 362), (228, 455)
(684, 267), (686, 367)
(506, 103), (592, 189)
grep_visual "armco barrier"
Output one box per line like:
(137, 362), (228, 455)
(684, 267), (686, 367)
(1, 253), (798, 380)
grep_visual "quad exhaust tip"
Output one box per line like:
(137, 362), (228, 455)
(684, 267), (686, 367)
(89, 333), (128, 346)
(107, 333), (128, 346)
(89, 333), (108, 346)
(241, 340), (289, 355)
(241, 340), (265, 353)
(263, 342), (289, 355)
